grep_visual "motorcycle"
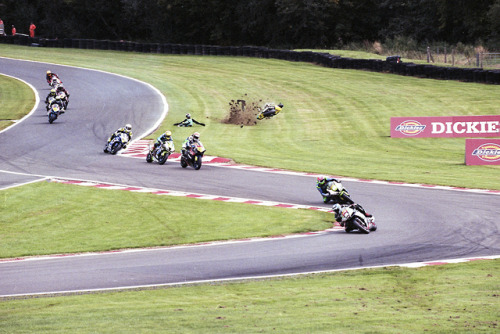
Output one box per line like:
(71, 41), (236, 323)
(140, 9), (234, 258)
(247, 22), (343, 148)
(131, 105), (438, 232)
(323, 180), (354, 204)
(337, 204), (377, 234)
(146, 141), (175, 165)
(180, 142), (206, 170)
(49, 77), (62, 88)
(48, 104), (61, 124)
(104, 132), (130, 155)
(57, 91), (69, 110)
(256, 104), (281, 120)
(45, 96), (56, 111)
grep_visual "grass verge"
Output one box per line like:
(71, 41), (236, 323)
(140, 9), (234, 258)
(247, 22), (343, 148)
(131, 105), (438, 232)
(0, 74), (36, 130)
(0, 181), (331, 258)
(1, 259), (498, 333)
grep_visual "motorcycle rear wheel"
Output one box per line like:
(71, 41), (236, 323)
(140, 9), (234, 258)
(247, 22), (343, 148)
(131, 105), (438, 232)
(146, 152), (153, 163)
(180, 157), (188, 168)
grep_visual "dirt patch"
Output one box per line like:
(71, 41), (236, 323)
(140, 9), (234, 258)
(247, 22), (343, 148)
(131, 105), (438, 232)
(222, 95), (262, 126)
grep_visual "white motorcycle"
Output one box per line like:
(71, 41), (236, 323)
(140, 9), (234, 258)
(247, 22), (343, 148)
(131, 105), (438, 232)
(334, 204), (377, 234)
(104, 133), (130, 155)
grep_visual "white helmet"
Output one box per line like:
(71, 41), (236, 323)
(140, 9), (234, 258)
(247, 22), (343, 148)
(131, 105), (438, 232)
(193, 132), (200, 140)
(125, 124), (132, 131)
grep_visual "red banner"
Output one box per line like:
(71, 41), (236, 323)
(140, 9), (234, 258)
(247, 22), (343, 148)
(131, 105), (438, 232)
(391, 115), (500, 138)
(465, 139), (500, 165)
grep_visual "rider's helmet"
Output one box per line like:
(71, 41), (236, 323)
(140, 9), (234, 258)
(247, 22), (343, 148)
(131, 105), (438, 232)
(46, 70), (51, 75)
(50, 89), (56, 96)
(192, 132), (200, 141)
(332, 203), (341, 216)
(278, 103), (284, 108)
(317, 176), (327, 186)
(164, 130), (172, 140)
(186, 113), (191, 119)
(125, 124), (132, 131)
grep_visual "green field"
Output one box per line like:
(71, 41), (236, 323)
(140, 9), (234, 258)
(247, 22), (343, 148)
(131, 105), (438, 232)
(1, 44), (499, 333)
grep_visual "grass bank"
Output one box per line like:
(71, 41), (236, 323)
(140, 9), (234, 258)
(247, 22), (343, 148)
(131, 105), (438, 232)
(0, 74), (35, 130)
(0, 181), (331, 258)
(0, 45), (499, 190)
(1, 259), (498, 333)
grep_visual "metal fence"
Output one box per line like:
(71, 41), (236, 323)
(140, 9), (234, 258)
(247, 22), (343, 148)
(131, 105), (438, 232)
(478, 53), (500, 68)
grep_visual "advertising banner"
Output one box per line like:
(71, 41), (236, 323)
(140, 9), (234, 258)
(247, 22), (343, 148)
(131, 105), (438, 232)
(391, 115), (500, 138)
(465, 139), (500, 165)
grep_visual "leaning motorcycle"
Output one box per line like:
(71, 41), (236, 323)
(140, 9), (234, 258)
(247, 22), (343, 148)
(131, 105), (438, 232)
(48, 104), (61, 124)
(146, 141), (175, 165)
(337, 204), (377, 234)
(180, 143), (206, 170)
(49, 77), (62, 88)
(104, 133), (129, 155)
(57, 91), (69, 110)
(323, 180), (354, 204)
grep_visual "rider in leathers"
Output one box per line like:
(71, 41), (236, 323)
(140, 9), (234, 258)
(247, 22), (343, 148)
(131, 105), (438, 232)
(152, 131), (175, 154)
(46, 70), (61, 85)
(316, 176), (341, 203)
(181, 132), (202, 157)
(174, 113), (205, 127)
(106, 124), (133, 149)
(332, 203), (374, 228)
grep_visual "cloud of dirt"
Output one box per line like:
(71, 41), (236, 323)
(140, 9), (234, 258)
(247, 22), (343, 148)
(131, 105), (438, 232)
(222, 95), (262, 126)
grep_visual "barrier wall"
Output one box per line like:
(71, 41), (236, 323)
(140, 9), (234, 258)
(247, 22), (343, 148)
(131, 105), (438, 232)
(1, 35), (499, 85)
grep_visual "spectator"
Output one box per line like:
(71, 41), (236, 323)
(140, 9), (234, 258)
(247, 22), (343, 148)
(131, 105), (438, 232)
(11, 25), (16, 36)
(0, 18), (5, 36)
(29, 22), (36, 38)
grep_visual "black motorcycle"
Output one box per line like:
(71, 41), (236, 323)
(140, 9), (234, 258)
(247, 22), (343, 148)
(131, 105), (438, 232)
(180, 142), (206, 170)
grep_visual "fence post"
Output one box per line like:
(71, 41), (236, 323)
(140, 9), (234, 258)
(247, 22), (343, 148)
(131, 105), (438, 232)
(452, 48), (455, 66)
(427, 46), (430, 63)
(444, 46), (447, 64)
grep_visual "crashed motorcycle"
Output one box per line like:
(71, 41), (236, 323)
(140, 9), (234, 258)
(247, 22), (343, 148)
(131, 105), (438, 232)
(256, 104), (281, 120)
(104, 133), (130, 155)
(323, 180), (354, 204)
(146, 140), (175, 165)
(48, 104), (62, 124)
(336, 204), (377, 234)
(180, 142), (206, 170)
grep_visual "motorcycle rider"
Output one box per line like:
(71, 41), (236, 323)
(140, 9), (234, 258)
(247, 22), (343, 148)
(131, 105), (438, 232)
(152, 130), (175, 155)
(174, 113), (205, 127)
(55, 84), (70, 98)
(259, 103), (283, 119)
(316, 176), (341, 203)
(332, 203), (374, 228)
(47, 95), (65, 113)
(181, 132), (202, 157)
(106, 124), (133, 149)
(46, 70), (61, 85)
(45, 89), (57, 108)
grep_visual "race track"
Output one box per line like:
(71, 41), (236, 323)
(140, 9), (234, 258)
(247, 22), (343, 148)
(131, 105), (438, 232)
(1, 57), (499, 297)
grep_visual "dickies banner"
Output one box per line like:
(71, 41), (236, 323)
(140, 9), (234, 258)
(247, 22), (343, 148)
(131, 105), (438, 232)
(391, 115), (500, 138)
(465, 139), (500, 165)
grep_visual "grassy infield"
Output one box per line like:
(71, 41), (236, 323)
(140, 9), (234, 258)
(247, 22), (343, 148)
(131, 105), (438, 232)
(0, 45), (499, 332)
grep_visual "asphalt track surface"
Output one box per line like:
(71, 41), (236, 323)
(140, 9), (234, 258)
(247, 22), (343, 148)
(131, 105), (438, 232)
(1, 57), (499, 297)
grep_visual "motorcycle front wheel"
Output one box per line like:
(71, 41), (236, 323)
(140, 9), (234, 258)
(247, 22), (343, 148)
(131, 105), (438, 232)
(193, 155), (202, 170)
(158, 151), (169, 165)
(352, 217), (370, 234)
(110, 142), (121, 155)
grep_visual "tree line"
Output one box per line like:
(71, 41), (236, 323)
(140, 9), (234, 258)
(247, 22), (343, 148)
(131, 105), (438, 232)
(1, 0), (499, 49)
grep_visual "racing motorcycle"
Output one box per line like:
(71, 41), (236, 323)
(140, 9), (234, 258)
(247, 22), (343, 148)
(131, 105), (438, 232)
(323, 180), (354, 204)
(103, 133), (130, 155)
(48, 104), (61, 124)
(49, 77), (62, 88)
(180, 142), (206, 170)
(335, 204), (377, 234)
(256, 104), (281, 120)
(146, 140), (175, 165)
(57, 91), (69, 110)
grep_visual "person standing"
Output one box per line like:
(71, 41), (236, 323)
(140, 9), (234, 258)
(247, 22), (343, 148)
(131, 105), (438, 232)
(0, 18), (5, 36)
(11, 25), (16, 36)
(29, 22), (36, 38)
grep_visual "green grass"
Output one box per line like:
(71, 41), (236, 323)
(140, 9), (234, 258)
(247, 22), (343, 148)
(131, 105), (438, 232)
(0, 181), (331, 258)
(0, 45), (498, 190)
(0, 74), (36, 130)
(1, 260), (498, 333)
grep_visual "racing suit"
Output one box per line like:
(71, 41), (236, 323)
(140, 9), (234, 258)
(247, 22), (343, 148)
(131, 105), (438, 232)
(317, 178), (340, 203)
(174, 117), (205, 127)
(181, 136), (203, 157)
(153, 134), (175, 154)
